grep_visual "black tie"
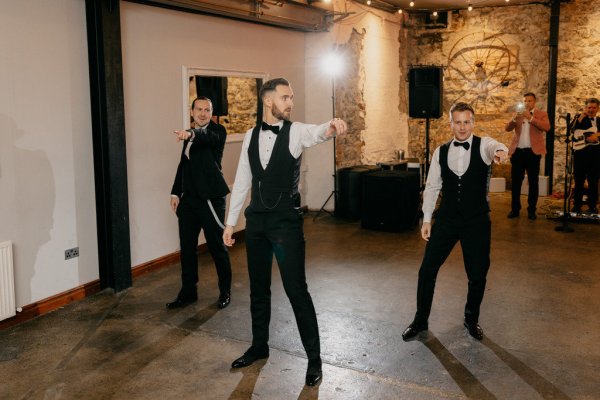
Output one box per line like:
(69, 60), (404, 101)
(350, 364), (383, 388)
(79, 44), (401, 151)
(261, 122), (280, 134)
(454, 141), (470, 151)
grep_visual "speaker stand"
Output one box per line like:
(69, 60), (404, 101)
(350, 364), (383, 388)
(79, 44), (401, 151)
(423, 117), (431, 189)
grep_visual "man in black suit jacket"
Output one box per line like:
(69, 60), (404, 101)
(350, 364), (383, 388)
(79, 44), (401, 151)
(572, 98), (600, 214)
(168, 96), (232, 309)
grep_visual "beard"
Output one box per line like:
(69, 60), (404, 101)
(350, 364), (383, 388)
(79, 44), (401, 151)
(272, 103), (291, 121)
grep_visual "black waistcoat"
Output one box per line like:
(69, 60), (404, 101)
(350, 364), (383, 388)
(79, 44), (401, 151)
(437, 136), (491, 219)
(248, 120), (302, 212)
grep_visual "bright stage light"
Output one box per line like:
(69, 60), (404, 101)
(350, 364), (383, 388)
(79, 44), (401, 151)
(367, 0), (371, 5)
(409, 1), (415, 7)
(322, 52), (344, 76)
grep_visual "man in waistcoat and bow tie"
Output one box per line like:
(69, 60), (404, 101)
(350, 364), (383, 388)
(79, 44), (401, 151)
(222, 78), (347, 386)
(168, 96), (232, 310)
(402, 102), (508, 342)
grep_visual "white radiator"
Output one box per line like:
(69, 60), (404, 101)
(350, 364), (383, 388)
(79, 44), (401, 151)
(0, 241), (16, 321)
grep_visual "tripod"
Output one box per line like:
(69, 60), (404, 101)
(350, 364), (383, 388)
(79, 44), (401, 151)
(555, 113), (575, 233)
(314, 75), (338, 219)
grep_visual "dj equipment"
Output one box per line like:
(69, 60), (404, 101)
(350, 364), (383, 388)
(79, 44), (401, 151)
(336, 165), (381, 219)
(361, 170), (420, 232)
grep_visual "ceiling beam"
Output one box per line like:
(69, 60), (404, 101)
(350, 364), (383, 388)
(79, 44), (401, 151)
(125, 0), (334, 31)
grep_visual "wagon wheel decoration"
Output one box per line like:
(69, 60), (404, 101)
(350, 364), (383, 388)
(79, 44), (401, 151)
(446, 32), (514, 113)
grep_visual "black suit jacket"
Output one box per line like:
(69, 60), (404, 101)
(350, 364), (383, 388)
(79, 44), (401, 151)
(171, 120), (230, 200)
(573, 115), (600, 131)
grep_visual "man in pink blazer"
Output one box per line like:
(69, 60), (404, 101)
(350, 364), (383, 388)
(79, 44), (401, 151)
(505, 93), (551, 220)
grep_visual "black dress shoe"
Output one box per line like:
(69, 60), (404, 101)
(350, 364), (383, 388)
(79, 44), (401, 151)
(528, 211), (537, 220)
(217, 292), (231, 309)
(507, 211), (519, 218)
(231, 347), (269, 368)
(305, 358), (323, 387)
(463, 321), (484, 340)
(402, 322), (427, 341)
(166, 293), (197, 309)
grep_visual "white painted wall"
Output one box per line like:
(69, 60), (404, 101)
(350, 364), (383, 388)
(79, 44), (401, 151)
(304, 32), (337, 211)
(0, 0), (98, 307)
(120, 2), (307, 266)
(0, 0), (405, 308)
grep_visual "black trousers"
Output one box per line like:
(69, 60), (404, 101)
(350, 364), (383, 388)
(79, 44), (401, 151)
(244, 207), (320, 360)
(510, 148), (541, 213)
(414, 213), (491, 326)
(177, 195), (231, 297)
(573, 146), (600, 210)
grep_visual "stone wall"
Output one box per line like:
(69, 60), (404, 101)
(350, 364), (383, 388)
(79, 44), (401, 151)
(406, 4), (549, 186)
(334, 29), (366, 168)
(330, 1), (405, 169)
(405, 0), (600, 193)
(554, 0), (600, 193)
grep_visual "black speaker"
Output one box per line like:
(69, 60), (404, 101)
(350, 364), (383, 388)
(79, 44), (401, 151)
(361, 170), (420, 232)
(195, 76), (228, 116)
(336, 165), (381, 219)
(409, 67), (443, 119)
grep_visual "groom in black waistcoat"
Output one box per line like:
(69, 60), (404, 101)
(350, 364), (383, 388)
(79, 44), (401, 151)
(168, 96), (232, 310)
(223, 78), (347, 386)
(402, 102), (508, 342)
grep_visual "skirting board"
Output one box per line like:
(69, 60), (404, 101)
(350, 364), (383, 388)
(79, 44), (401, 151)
(0, 230), (246, 330)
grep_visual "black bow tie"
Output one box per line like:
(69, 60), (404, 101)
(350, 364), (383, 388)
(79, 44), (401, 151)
(261, 122), (280, 134)
(454, 141), (470, 151)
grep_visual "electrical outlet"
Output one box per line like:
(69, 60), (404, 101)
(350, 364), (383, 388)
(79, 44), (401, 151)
(65, 247), (79, 260)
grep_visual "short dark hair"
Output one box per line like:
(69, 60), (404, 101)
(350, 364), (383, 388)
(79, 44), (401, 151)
(449, 102), (475, 121)
(523, 92), (536, 100)
(191, 96), (213, 111)
(585, 97), (600, 106)
(259, 78), (290, 100)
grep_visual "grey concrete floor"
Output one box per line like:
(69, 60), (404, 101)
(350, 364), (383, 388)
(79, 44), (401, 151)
(1, 193), (599, 400)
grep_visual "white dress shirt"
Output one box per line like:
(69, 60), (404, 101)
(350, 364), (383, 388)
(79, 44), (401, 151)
(226, 120), (332, 226)
(517, 110), (533, 149)
(422, 135), (508, 223)
(184, 124), (208, 158)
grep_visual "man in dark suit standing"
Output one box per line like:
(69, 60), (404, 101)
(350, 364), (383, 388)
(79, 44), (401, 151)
(572, 98), (600, 214)
(168, 96), (232, 310)
(402, 102), (508, 342)
(505, 92), (550, 220)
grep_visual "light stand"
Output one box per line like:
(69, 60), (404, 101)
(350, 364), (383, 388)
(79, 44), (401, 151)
(314, 52), (341, 220)
(555, 113), (575, 233)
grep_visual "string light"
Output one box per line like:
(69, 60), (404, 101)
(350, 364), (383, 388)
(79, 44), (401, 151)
(432, 11), (438, 17)
(398, 9), (403, 14)
(366, 0), (371, 4)
(409, 1), (415, 7)
(468, 4), (473, 11)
